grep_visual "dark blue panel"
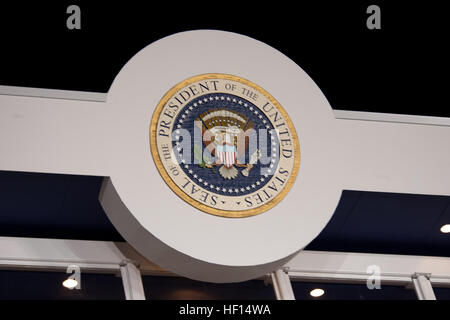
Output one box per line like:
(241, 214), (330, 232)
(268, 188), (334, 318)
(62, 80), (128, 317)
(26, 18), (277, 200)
(434, 287), (450, 300)
(0, 171), (123, 241)
(336, 192), (448, 255)
(1, 170), (450, 258)
(340, 192), (448, 244)
(0, 171), (67, 219)
(426, 203), (450, 256)
(306, 190), (362, 248)
(306, 191), (450, 257)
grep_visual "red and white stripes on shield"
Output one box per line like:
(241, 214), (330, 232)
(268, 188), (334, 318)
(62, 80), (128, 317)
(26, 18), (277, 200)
(216, 144), (237, 168)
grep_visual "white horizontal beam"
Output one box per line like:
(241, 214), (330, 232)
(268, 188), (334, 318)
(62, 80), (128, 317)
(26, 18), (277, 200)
(0, 85), (107, 102)
(1, 86), (447, 126)
(284, 250), (450, 286)
(0, 236), (126, 266)
(287, 270), (412, 285)
(0, 93), (111, 176)
(0, 259), (121, 273)
(114, 241), (450, 286)
(2, 237), (450, 287)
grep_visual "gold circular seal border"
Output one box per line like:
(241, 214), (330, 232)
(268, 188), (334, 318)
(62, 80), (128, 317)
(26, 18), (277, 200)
(150, 73), (300, 218)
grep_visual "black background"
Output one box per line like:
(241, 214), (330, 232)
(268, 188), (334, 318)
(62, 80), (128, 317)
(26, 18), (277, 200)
(1, 300), (450, 318)
(0, 1), (448, 116)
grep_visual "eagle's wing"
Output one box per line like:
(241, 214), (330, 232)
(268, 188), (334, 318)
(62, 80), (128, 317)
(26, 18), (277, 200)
(235, 122), (253, 163)
(195, 121), (216, 156)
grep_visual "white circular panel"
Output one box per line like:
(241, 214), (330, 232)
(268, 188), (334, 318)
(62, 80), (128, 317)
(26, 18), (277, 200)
(100, 30), (341, 282)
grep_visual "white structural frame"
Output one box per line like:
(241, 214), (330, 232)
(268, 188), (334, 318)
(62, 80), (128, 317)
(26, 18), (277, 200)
(2, 65), (450, 283)
(0, 236), (448, 300)
(270, 269), (296, 300)
(1, 85), (449, 127)
(0, 36), (449, 295)
(412, 273), (437, 300)
(120, 260), (146, 300)
(0, 88), (448, 298)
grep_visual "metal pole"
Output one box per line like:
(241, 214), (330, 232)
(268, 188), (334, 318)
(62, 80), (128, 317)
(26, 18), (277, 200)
(412, 273), (436, 300)
(120, 259), (146, 300)
(270, 268), (295, 300)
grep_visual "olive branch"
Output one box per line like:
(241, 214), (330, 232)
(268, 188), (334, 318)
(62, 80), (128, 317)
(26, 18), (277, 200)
(193, 144), (216, 174)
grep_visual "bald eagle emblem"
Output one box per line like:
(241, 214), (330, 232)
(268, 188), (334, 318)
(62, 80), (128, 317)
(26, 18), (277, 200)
(195, 108), (261, 180)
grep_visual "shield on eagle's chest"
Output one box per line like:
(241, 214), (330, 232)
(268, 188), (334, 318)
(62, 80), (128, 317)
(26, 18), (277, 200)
(216, 144), (237, 168)
(196, 108), (254, 180)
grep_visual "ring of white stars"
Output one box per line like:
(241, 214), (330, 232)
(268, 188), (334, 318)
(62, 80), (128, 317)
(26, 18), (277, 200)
(173, 95), (279, 194)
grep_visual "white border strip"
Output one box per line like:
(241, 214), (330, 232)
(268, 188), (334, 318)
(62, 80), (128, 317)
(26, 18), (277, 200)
(0, 85), (107, 102)
(334, 110), (450, 127)
(1, 237), (450, 288)
(1, 86), (447, 126)
(0, 259), (121, 273)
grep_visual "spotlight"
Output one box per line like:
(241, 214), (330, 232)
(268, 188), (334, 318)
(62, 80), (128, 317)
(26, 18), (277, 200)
(62, 278), (78, 289)
(310, 288), (324, 297)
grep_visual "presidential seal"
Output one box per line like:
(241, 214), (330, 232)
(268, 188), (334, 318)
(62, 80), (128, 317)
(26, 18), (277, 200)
(150, 74), (300, 218)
